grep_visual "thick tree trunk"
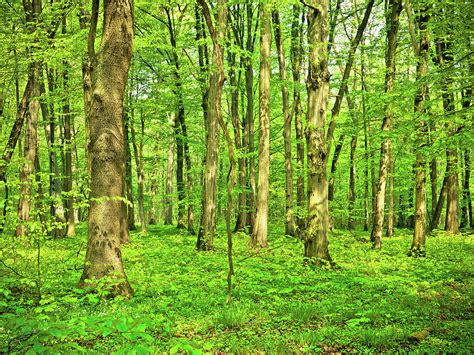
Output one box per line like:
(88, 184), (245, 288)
(291, 4), (305, 232)
(79, 0), (133, 297)
(196, 0), (227, 251)
(304, 0), (332, 264)
(164, 114), (174, 225)
(252, 0), (271, 248)
(273, 10), (296, 236)
(16, 64), (41, 237)
(370, 0), (402, 249)
(409, 6), (429, 257)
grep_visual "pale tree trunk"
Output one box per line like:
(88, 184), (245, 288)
(244, 1), (256, 232)
(164, 114), (174, 225)
(304, 0), (331, 264)
(386, 146), (394, 237)
(79, 0), (133, 297)
(196, 0), (227, 251)
(273, 10), (296, 236)
(16, 0), (41, 237)
(291, 5), (305, 232)
(409, 5), (429, 257)
(62, 18), (75, 237)
(124, 115), (136, 230)
(131, 109), (146, 233)
(371, 0), (402, 249)
(17, 64), (40, 237)
(361, 48), (370, 231)
(252, 0), (271, 248)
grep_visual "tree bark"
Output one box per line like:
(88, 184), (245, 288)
(409, 5), (429, 257)
(461, 150), (472, 228)
(370, 0), (402, 249)
(79, 0), (133, 297)
(124, 114), (136, 230)
(164, 114), (175, 225)
(252, 0), (271, 248)
(196, 0), (227, 251)
(291, 5), (306, 232)
(62, 18), (75, 237)
(273, 10), (296, 236)
(304, 0), (332, 264)
(131, 109), (146, 233)
(16, 63), (40, 237)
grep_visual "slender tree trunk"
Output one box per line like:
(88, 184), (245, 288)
(386, 146), (394, 237)
(62, 18), (75, 237)
(328, 135), (344, 201)
(362, 49), (370, 231)
(445, 148), (459, 234)
(252, 0), (271, 248)
(304, 0), (332, 264)
(164, 114), (174, 225)
(124, 114), (136, 230)
(370, 0), (402, 249)
(409, 5), (429, 257)
(462, 150), (472, 228)
(273, 10), (296, 236)
(196, 0), (227, 251)
(244, 1), (256, 232)
(291, 5), (305, 232)
(79, 0), (133, 297)
(131, 109), (146, 233)
(348, 135), (357, 230)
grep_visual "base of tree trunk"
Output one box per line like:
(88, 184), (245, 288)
(407, 246), (426, 258)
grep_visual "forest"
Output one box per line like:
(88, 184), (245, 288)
(0, 0), (472, 352)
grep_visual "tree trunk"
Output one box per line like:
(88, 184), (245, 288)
(244, 1), (256, 233)
(62, 18), (75, 237)
(291, 5), (305, 232)
(462, 150), (472, 228)
(124, 114), (136, 230)
(361, 49), (370, 231)
(348, 135), (357, 230)
(445, 148), (459, 234)
(304, 0), (332, 264)
(273, 10), (296, 236)
(131, 109), (146, 233)
(386, 146), (394, 237)
(370, 0), (402, 249)
(252, 0), (271, 248)
(328, 135), (344, 201)
(164, 114), (174, 225)
(196, 0), (227, 251)
(409, 5), (429, 257)
(16, 65), (40, 237)
(79, 0), (133, 297)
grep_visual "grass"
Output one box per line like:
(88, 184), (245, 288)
(0, 223), (473, 353)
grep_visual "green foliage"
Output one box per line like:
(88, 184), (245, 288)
(1, 224), (473, 352)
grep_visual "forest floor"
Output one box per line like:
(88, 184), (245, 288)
(1, 224), (473, 353)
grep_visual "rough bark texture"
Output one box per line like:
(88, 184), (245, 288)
(409, 6), (429, 257)
(252, 0), (271, 248)
(291, 4), (305, 232)
(370, 0), (402, 249)
(16, 64), (40, 237)
(196, 0), (226, 251)
(79, 0), (133, 297)
(304, 0), (331, 264)
(273, 10), (296, 236)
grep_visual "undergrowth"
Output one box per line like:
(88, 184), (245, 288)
(0, 224), (473, 353)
